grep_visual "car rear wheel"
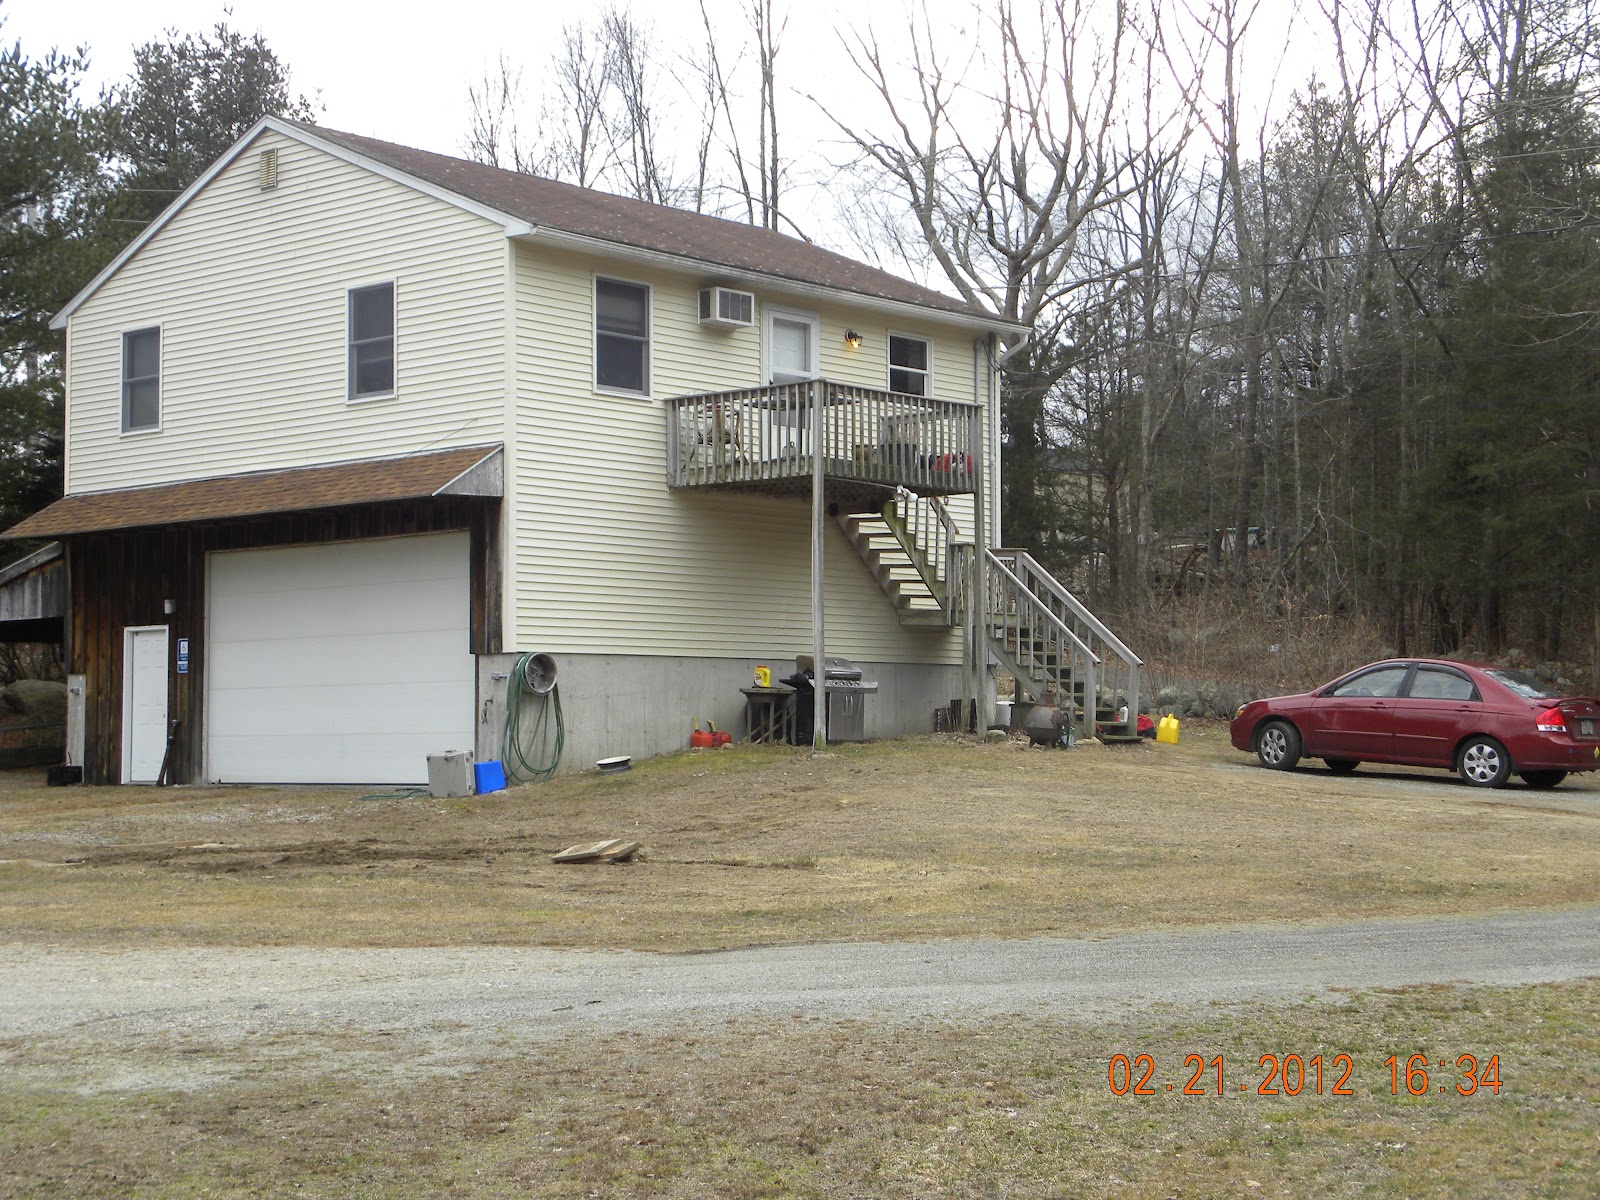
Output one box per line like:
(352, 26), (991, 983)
(1256, 720), (1301, 770)
(1519, 770), (1567, 789)
(1458, 736), (1512, 788)
(1325, 759), (1359, 774)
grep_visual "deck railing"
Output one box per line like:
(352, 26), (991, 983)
(666, 381), (980, 494)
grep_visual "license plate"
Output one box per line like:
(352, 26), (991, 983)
(1582, 719), (1595, 738)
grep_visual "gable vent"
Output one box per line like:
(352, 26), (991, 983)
(258, 148), (279, 191)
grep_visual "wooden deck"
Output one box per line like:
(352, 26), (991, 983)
(666, 381), (979, 510)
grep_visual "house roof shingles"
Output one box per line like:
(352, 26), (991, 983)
(1, 445), (501, 540)
(301, 123), (1007, 326)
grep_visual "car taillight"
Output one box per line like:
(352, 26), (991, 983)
(1536, 707), (1567, 733)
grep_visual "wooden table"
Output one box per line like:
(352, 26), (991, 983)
(742, 684), (796, 745)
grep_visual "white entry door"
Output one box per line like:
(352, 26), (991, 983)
(205, 532), (474, 785)
(766, 307), (819, 385)
(122, 626), (170, 784)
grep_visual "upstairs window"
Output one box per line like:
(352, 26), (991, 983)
(122, 327), (161, 432)
(595, 277), (649, 394)
(889, 334), (930, 396)
(348, 282), (395, 399)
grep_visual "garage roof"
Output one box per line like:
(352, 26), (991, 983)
(1, 445), (502, 540)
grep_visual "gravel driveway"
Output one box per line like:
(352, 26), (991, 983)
(7, 906), (1598, 1047)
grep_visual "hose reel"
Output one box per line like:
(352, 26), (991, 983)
(521, 652), (558, 695)
(504, 652), (564, 783)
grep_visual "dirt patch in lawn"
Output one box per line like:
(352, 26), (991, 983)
(3, 724), (1599, 951)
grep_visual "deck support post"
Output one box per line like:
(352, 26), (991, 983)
(810, 380), (827, 750)
(968, 397), (990, 736)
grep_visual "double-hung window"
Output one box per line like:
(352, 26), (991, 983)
(888, 334), (931, 396)
(122, 327), (161, 432)
(348, 282), (395, 399)
(595, 277), (649, 394)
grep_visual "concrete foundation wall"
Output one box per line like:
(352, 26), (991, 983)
(476, 652), (962, 777)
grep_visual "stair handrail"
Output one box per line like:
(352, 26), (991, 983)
(990, 548), (1141, 732)
(888, 488), (958, 616)
(925, 493), (960, 538)
(984, 553), (1101, 666)
(983, 552), (1100, 736)
(990, 549), (1143, 669)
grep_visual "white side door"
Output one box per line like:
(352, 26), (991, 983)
(762, 306), (820, 458)
(122, 626), (169, 784)
(765, 306), (819, 385)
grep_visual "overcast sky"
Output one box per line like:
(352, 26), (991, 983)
(6, 0), (1314, 269)
(3, 0), (914, 159)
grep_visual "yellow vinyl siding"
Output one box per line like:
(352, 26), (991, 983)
(509, 242), (975, 665)
(64, 129), (508, 494)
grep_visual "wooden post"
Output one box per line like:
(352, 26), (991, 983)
(811, 380), (827, 750)
(968, 397), (988, 736)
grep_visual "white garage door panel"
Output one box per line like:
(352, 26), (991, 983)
(208, 628), (467, 689)
(208, 679), (467, 736)
(209, 575), (466, 641)
(206, 732), (463, 786)
(207, 533), (474, 784)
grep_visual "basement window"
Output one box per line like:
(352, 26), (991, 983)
(348, 282), (395, 399)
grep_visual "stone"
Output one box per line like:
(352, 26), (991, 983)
(0, 679), (65, 723)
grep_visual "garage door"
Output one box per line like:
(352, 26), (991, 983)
(206, 533), (475, 784)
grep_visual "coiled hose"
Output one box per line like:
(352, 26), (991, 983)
(501, 653), (565, 783)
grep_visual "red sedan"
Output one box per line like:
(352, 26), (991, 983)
(1229, 659), (1600, 788)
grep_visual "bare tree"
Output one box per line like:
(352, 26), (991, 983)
(541, 22), (617, 189)
(821, 0), (1181, 562)
(750, 0), (785, 229)
(464, 54), (534, 173)
(601, 7), (680, 205)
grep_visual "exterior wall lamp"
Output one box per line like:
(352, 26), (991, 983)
(843, 329), (863, 349)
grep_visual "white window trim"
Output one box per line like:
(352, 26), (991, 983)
(347, 279), (397, 404)
(763, 304), (821, 385)
(120, 324), (163, 436)
(887, 330), (933, 397)
(593, 274), (652, 398)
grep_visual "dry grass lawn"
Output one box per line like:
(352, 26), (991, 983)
(3, 723), (1599, 950)
(3, 979), (1595, 1198)
(4, 727), (1599, 1197)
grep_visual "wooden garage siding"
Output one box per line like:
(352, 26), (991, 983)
(507, 241), (972, 664)
(64, 128), (510, 495)
(66, 498), (500, 785)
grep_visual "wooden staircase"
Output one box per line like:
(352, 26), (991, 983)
(985, 549), (1144, 742)
(834, 503), (949, 627)
(838, 491), (1144, 741)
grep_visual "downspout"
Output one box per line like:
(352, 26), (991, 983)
(500, 234), (521, 652)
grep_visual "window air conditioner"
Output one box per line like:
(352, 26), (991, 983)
(698, 286), (755, 328)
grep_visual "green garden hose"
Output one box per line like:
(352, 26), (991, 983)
(501, 653), (565, 783)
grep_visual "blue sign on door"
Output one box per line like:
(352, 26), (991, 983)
(176, 637), (189, 675)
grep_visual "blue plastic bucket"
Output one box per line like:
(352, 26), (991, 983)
(474, 760), (507, 794)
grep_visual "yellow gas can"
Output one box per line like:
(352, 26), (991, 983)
(1156, 714), (1180, 744)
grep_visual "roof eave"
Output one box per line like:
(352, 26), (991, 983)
(517, 226), (1029, 338)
